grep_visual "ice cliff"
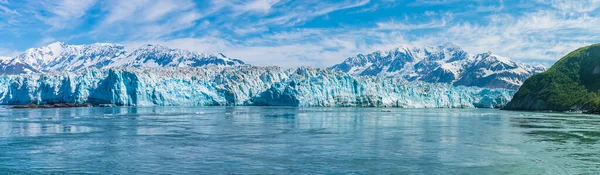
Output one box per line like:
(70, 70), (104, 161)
(0, 66), (514, 108)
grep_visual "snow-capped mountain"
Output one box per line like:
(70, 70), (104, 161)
(0, 42), (244, 75)
(0, 66), (513, 108)
(329, 44), (546, 89)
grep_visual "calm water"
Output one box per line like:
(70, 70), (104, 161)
(0, 107), (599, 174)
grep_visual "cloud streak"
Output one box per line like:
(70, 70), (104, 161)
(37, 0), (97, 29)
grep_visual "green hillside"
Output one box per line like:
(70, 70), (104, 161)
(504, 43), (600, 113)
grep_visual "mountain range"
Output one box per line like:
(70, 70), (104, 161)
(0, 42), (544, 89)
(329, 43), (546, 89)
(0, 42), (244, 75)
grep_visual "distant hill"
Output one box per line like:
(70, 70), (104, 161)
(504, 43), (600, 113)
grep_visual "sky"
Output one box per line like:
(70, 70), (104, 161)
(0, 0), (599, 67)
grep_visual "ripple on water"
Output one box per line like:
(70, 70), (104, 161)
(0, 107), (598, 174)
(0, 122), (99, 137)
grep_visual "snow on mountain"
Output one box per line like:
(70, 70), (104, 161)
(12, 42), (127, 72)
(0, 42), (244, 75)
(453, 52), (546, 89)
(329, 43), (546, 89)
(0, 56), (39, 75)
(108, 44), (243, 68)
(0, 66), (513, 108)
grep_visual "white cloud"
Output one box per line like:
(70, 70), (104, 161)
(102, 0), (196, 25)
(233, 26), (270, 35)
(246, 0), (370, 27)
(97, 0), (201, 39)
(424, 11), (437, 16)
(4, 0), (600, 68)
(123, 28), (414, 68)
(376, 14), (451, 30)
(142, 0), (181, 22)
(235, 0), (281, 14)
(39, 0), (97, 29)
(438, 10), (600, 62)
(0, 47), (19, 57)
(36, 37), (57, 47)
(0, 0), (16, 15)
(408, 0), (469, 6)
(536, 0), (600, 13)
(102, 0), (147, 24)
(136, 2), (600, 68)
(179, 0), (372, 36)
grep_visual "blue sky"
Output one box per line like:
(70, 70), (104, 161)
(0, 0), (599, 67)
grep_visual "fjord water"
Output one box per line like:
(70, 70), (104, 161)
(0, 107), (598, 174)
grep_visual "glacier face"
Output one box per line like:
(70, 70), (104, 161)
(0, 66), (514, 108)
(0, 42), (244, 75)
(329, 43), (546, 89)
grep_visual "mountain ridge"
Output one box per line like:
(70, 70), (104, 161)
(0, 42), (245, 75)
(329, 44), (546, 89)
(2, 42), (545, 90)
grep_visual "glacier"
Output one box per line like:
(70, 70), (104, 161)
(0, 66), (514, 108)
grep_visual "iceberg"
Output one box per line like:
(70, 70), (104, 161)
(0, 66), (514, 108)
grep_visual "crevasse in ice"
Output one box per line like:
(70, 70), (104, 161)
(0, 66), (514, 108)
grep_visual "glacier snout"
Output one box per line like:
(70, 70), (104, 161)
(0, 66), (514, 108)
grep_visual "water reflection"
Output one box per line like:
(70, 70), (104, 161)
(0, 107), (597, 174)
